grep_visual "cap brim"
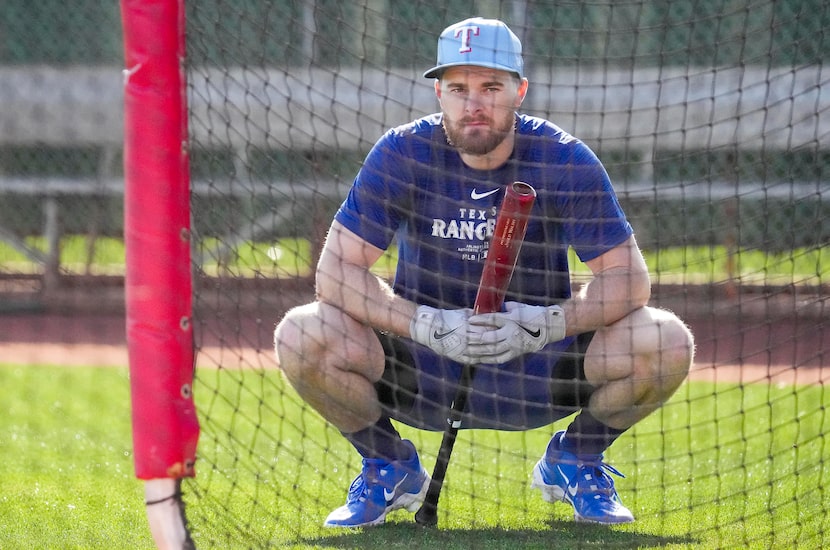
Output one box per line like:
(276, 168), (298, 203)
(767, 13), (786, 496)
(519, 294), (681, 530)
(423, 62), (521, 79)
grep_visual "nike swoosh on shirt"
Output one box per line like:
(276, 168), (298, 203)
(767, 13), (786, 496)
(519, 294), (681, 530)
(471, 188), (499, 200)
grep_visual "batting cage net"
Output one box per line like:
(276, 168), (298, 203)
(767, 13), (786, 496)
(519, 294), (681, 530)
(128, 1), (830, 548)
(174, 2), (830, 548)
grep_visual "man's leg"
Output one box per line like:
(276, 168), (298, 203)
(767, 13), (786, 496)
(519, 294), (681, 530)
(274, 302), (429, 527)
(582, 306), (693, 431)
(275, 301), (386, 432)
(532, 306), (694, 523)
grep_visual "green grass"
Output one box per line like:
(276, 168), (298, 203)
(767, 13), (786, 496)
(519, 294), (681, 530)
(188, 368), (830, 548)
(6, 362), (822, 548)
(0, 236), (826, 285)
(0, 364), (155, 549)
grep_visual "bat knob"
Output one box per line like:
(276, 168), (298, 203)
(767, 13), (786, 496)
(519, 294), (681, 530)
(511, 181), (536, 198)
(414, 503), (438, 527)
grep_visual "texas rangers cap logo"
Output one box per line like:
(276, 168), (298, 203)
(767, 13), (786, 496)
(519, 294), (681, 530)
(455, 24), (480, 53)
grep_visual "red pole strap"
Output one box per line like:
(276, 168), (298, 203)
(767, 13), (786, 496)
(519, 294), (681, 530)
(121, 0), (199, 479)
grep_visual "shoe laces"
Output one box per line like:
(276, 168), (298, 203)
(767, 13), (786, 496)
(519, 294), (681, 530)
(575, 458), (625, 496)
(345, 460), (384, 503)
(348, 457), (402, 503)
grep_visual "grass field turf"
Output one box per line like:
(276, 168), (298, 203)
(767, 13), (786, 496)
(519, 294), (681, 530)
(1, 237), (825, 547)
(2, 363), (827, 548)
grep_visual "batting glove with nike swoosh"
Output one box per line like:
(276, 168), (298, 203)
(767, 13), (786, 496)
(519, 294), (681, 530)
(409, 305), (483, 364)
(467, 302), (566, 363)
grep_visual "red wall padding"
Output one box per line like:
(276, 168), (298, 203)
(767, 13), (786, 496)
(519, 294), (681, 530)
(121, 0), (199, 479)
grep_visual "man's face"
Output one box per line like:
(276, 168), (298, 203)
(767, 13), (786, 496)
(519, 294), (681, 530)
(436, 66), (528, 157)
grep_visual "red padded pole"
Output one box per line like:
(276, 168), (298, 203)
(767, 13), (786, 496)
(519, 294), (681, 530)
(121, 0), (199, 480)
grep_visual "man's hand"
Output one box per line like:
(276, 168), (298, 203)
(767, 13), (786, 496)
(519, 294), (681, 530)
(409, 305), (483, 364)
(467, 302), (566, 363)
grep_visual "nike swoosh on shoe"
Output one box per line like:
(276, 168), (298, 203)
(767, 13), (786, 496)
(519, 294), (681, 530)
(567, 482), (579, 498)
(383, 475), (409, 506)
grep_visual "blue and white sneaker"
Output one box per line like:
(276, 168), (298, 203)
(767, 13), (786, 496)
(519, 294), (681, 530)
(324, 440), (430, 528)
(531, 431), (634, 524)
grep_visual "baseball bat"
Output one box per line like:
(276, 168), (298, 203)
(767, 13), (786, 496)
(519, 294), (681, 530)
(415, 181), (537, 527)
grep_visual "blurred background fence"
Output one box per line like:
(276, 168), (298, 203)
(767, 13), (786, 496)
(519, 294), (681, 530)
(0, 0), (828, 303)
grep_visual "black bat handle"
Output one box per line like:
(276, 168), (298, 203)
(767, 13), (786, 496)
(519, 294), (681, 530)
(414, 364), (476, 526)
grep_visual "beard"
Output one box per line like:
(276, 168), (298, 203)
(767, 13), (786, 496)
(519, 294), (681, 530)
(443, 111), (516, 156)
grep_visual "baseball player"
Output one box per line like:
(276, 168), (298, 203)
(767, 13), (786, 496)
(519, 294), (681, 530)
(274, 17), (694, 527)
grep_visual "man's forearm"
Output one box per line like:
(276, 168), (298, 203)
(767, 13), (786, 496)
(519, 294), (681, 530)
(561, 266), (651, 336)
(316, 258), (416, 337)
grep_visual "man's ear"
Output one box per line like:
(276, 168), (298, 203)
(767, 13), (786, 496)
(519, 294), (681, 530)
(434, 79), (442, 99)
(515, 78), (529, 107)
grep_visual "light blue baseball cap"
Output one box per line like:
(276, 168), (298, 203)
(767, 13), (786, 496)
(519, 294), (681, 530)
(423, 17), (524, 79)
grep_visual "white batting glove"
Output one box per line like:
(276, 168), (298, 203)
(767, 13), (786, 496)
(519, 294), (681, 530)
(467, 302), (566, 363)
(409, 305), (482, 364)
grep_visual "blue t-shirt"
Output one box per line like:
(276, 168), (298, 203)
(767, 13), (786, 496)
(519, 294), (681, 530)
(335, 113), (633, 309)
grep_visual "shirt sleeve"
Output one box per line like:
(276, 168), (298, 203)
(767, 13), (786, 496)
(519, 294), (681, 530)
(558, 141), (633, 263)
(334, 130), (411, 251)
